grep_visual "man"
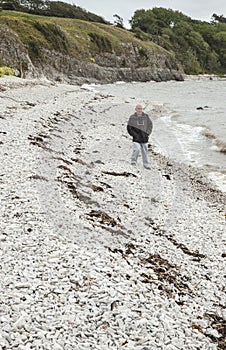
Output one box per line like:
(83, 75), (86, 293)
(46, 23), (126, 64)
(127, 104), (153, 169)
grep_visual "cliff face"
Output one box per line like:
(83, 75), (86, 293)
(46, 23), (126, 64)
(38, 46), (184, 84)
(0, 12), (184, 84)
(0, 26), (38, 78)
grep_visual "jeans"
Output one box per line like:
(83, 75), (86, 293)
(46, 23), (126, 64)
(131, 142), (149, 167)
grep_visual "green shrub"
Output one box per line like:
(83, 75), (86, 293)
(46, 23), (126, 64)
(138, 46), (148, 58)
(27, 39), (42, 61)
(33, 21), (69, 53)
(0, 66), (14, 77)
(88, 32), (112, 52)
(133, 27), (151, 41)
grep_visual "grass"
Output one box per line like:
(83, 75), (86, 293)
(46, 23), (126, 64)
(0, 10), (168, 62)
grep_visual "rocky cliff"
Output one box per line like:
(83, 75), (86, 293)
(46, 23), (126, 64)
(0, 11), (184, 84)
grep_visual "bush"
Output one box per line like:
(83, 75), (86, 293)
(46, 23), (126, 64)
(28, 40), (42, 60)
(33, 22), (69, 53)
(133, 27), (151, 41)
(88, 32), (112, 52)
(0, 66), (14, 77)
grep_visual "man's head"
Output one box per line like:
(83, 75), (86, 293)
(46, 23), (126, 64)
(135, 104), (143, 116)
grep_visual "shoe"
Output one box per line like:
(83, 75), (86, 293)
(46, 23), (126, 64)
(131, 162), (136, 165)
(144, 165), (151, 170)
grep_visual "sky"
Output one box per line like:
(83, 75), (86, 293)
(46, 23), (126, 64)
(59, 0), (226, 28)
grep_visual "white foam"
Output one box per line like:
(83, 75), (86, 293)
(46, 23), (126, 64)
(208, 172), (226, 192)
(81, 83), (98, 91)
(115, 81), (126, 85)
(158, 116), (206, 163)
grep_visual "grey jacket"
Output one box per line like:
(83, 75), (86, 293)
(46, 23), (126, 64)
(127, 112), (153, 143)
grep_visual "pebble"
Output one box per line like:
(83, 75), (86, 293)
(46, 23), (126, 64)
(14, 282), (32, 289)
(52, 343), (64, 350)
(0, 77), (224, 350)
(13, 316), (26, 329)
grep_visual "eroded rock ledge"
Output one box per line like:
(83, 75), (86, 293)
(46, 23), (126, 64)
(0, 26), (184, 84)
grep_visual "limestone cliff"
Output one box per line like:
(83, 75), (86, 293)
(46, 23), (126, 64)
(0, 11), (184, 83)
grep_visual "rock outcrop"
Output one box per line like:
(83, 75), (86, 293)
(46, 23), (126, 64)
(0, 20), (184, 84)
(39, 46), (184, 84)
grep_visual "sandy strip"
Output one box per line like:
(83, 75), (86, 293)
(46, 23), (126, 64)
(0, 76), (225, 350)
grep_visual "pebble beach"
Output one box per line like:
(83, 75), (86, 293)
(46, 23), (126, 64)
(0, 76), (225, 350)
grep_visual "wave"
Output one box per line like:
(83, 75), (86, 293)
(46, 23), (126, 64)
(201, 128), (226, 154)
(201, 129), (216, 140)
(214, 139), (226, 154)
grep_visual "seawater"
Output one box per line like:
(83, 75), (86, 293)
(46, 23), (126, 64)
(93, 78), (226, 192)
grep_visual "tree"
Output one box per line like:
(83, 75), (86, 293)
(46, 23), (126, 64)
(113, 14), (124, 29)
(211, 13), (226, 23)
(212, 31), (226, 69)
(0, 0), (20, 10)
(129, 7), (226, 74)
(152, 7), (191, 29)
(130, 9), (156, 34)
(0, 1), (108, 23)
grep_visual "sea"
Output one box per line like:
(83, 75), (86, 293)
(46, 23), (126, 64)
(91, 77), (226, 192)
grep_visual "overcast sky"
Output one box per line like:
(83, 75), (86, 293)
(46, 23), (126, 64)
(60, 0), (226, 27)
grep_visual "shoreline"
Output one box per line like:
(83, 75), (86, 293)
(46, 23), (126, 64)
(0, 76), (225, 349)
(87, 77), (226, 193)
(184, 74), (226, 81)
